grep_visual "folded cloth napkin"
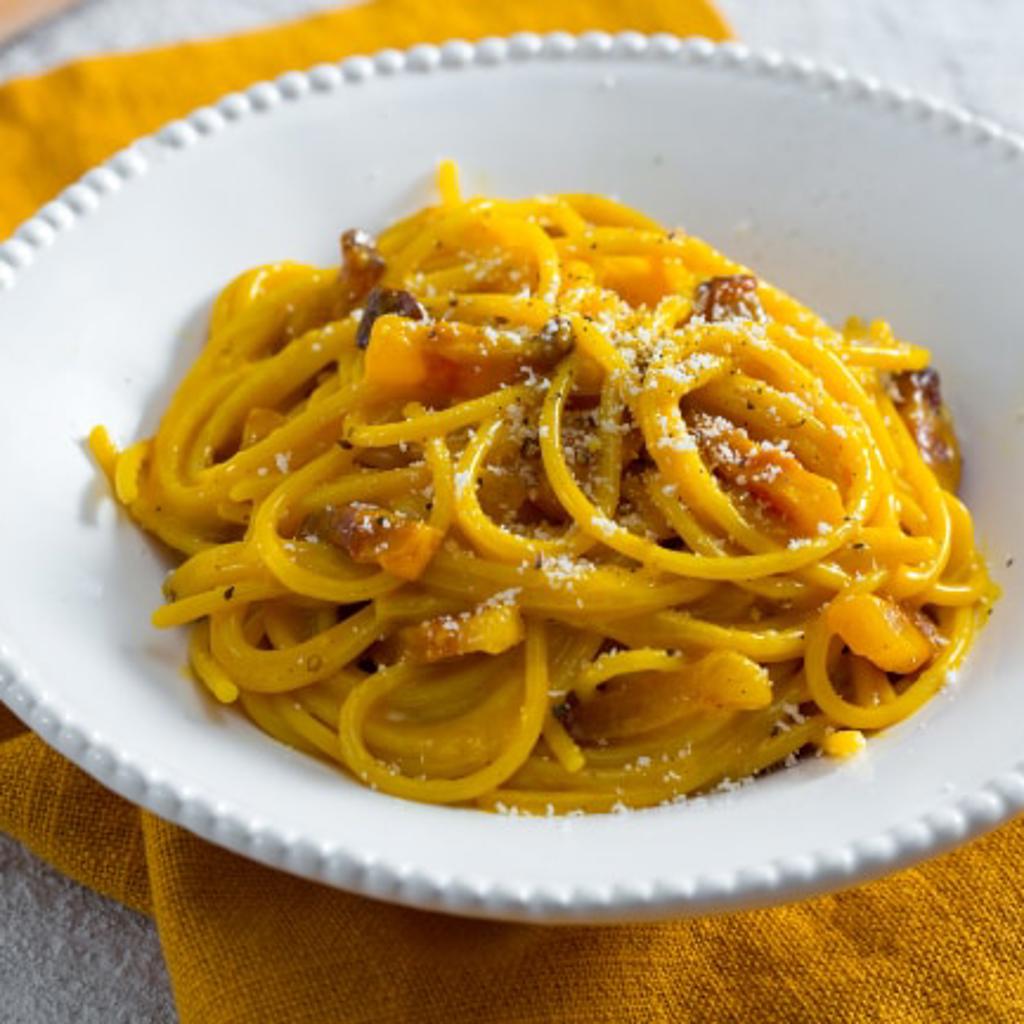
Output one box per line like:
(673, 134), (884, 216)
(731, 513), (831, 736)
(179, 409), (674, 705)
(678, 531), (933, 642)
(2, 2), (1023, 1022)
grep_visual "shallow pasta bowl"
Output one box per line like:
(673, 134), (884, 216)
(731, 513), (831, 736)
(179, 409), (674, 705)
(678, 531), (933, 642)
(1, 34), (1022, 923)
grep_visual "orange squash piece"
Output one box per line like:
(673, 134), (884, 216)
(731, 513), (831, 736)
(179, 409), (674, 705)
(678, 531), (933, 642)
(361, 314), (430, 396)
(320, 501), (441, 582)
(826, 593), (933, 674)
(823, 729), (866, 759)
(692, 415), (844, 535)
(680, 650), (774, 709)
(241, 407), (286, 448)
(402, 602), (525, 662)
(744, 446), (845, 535)
(598, 256), (672, 308)
(567, 650), (772, 742)
(362, 313), (572, 402)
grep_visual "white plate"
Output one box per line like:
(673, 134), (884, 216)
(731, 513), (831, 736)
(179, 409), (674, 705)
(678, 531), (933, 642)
(1, 34), (1022, 924)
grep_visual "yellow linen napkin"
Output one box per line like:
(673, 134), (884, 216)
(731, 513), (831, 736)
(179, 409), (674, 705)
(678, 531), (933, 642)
(4, 713), (1024, 1023)
(0, 0), (729, 231)
(3, 3), (1023, 1022)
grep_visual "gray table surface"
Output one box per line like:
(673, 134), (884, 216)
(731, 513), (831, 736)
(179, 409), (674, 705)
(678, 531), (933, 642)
(2, 2), (1023, 1021)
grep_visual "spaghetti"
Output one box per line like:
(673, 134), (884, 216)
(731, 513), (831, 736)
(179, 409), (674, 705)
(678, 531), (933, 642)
(92, 163), (996, 813)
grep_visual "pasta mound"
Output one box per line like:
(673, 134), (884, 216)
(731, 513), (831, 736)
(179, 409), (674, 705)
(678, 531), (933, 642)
(92, 163), (995, 814)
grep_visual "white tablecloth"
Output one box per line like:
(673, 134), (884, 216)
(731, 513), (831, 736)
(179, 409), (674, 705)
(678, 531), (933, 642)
(2, 2), (1022, 1020)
